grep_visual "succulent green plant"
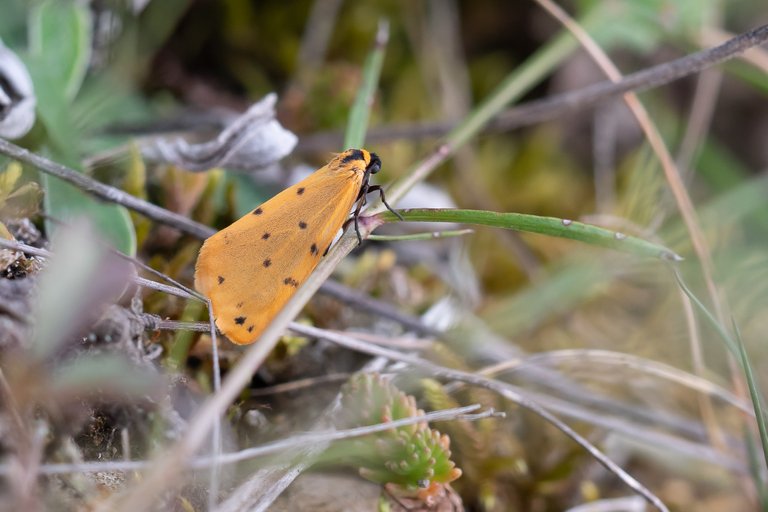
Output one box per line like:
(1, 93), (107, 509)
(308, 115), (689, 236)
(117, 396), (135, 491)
(335, 373), (462, 504)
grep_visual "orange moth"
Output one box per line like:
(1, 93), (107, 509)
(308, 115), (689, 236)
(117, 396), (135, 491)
(195, 149), (401, 344)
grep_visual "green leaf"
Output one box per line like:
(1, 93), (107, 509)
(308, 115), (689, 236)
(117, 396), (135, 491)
(42, 174), (137, 255)
(26, 0), (86, 157)
(24, 1), (136, 255)
(0, 0), (32, 48)
(28, 0), (91, 101)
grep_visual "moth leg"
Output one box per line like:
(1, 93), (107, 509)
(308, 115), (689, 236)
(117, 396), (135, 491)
(351, 195), (366, 245)
(366, 185), (403, 220)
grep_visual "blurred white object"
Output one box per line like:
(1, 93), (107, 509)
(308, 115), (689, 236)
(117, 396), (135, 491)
(0, 39), (36, 139)
(130, 0), (152, 14)
(565, 496), (645, 512)
(142, 93), (297, 171)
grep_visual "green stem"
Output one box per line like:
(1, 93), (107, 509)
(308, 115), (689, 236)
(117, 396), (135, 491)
(385, 21), (583, 207)
(378, 208), (679, 260)
(368, 228), (473, 242)
(344, 19), (389, 150)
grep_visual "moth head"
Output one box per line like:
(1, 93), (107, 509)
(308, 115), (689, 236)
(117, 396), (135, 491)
(337, 148), (381, 177)
(367, 152), (381, 175)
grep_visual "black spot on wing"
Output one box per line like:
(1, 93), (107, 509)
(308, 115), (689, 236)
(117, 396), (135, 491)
(236, 302), (244, 308)
(340, 149), (364, 164)
(310, 243), (318, 255)
(234, 316), (246, 325)
(262, 232), (270, 240)
(253, 207), (263, 215)
(247, 325), (254, 333)
(297, 187), (305, 195)
(263, 258), (272, 268)
(283, 277), (299, 287)
(217, 275), (225, 284)
(298, 221), (307, 229)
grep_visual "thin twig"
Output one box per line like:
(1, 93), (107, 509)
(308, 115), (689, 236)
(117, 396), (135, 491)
(592, 101), (618, 213)
(167, 316), (742, 448)
(565, 496), (646, 512)
(151, 318), (210, 332)
(0, 138), (215, 240)
(702, 26), (768, 73)
(140, 318), (752, 418)
(10, 404), (491, 476)
(675, 67), (722, 183)
(297, 23), (768, 152)
(0, 238), (50, 258)
(207, 295), (222, 510)
(319, 280), (438, 336)
(479, 348), (751, 415)
(247, 373), (352, 397)
(295, 0), (344, 73)
(0, 238), (202, 303)
(0, 369), (26, 435)
(288, 324), (670, 512)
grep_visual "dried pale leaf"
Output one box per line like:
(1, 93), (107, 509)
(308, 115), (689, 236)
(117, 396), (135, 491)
(0, 161), (22, 202)
(0, 221), (12, 240)
(2, 182), (42, 218)
(0, 39), (35, 139)
(31, 221), (133, 358)
(142, 94), (297, 172)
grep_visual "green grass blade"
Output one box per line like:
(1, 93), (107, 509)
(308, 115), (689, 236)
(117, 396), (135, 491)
(167, 300), (206, 372)
(368, 228), (474, 242)
(671, 268), (739, 358)
(734, 322), (768, 502)
(444, 27), (577, 151)
(344, 19), (388, 150)
(378, 208), (679, 260)
(744, 425), (768, 510)
(673, 268), (768, 508)
(385, 11), (596, 207)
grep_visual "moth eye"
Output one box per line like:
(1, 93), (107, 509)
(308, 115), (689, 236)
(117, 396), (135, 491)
(367, 153), (382, 174)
